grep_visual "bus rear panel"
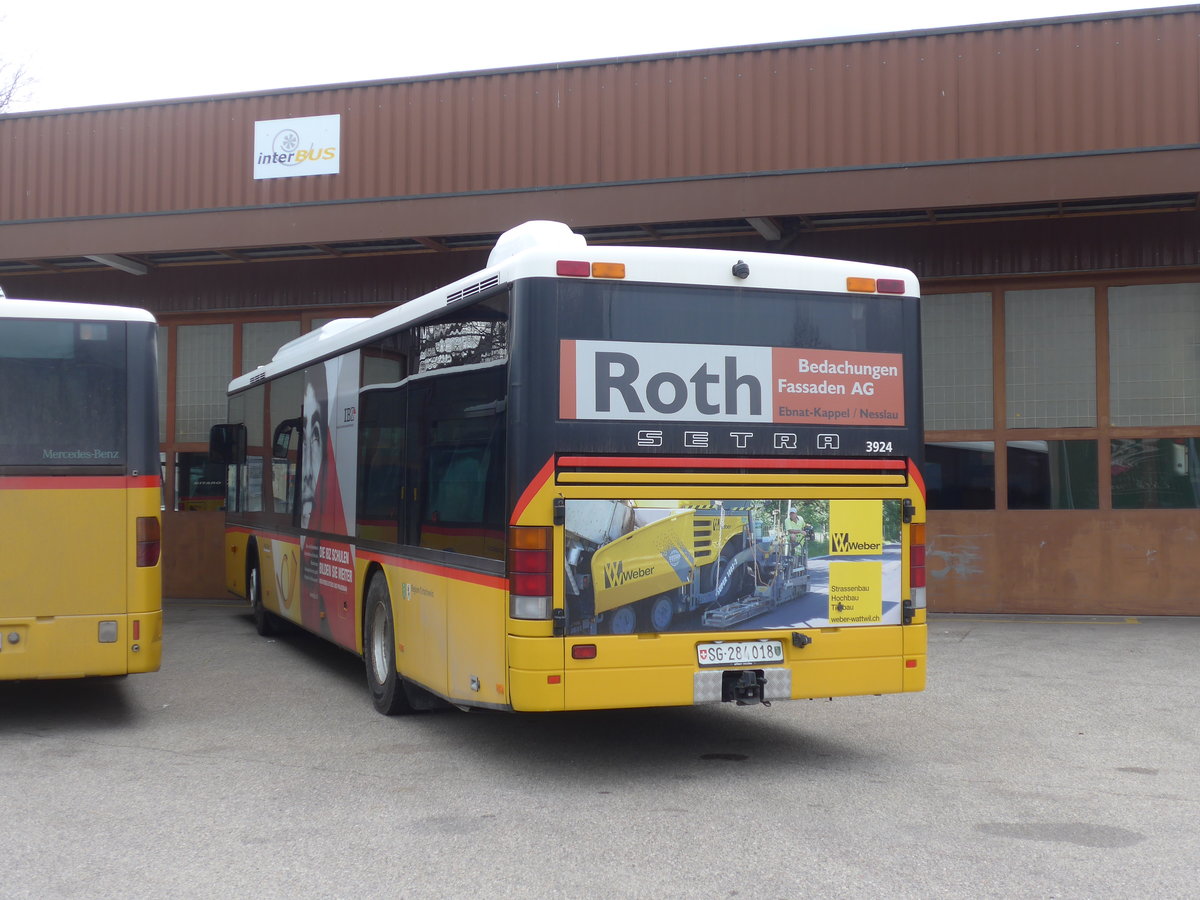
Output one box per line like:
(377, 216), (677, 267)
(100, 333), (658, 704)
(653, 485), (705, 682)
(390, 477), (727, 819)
(0, 300), (162, 680)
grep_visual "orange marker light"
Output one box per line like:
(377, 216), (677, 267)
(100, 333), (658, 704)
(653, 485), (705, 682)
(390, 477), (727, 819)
(846, 277), (876, 293)
(591, 262), (626, 279)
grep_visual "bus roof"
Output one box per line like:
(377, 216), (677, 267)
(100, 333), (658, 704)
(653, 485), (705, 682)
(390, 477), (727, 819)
(229, 220), (918, 393)
(0, 297), (157, 324)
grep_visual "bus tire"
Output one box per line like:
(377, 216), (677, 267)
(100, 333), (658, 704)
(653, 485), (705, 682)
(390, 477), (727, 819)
(248, 549), (278, 637)
(364, 574), (413, 715)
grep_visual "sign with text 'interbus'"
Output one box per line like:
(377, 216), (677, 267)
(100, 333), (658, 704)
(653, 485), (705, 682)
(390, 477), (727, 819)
(253, 115), (341, 180)
(560, 339), (905, 425)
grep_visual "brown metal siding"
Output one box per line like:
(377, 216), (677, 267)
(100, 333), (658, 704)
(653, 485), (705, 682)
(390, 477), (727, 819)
(4, 9), (1200, 227)
(4, 208), (1200, 309)
(928, 510), (1200, 616)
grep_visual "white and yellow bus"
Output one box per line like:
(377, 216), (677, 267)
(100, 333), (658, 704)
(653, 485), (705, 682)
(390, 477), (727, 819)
(0, 298), (162, 679)
(213, 221), (926, 713)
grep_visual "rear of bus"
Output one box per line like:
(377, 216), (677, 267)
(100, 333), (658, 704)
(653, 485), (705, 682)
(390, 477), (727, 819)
(502, 240), (925, 710)
(0, 299), (162, 679)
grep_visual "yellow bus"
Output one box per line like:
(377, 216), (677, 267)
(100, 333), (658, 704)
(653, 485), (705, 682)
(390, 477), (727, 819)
(213, 221), (926, 714)
(0, 298), (163, 679)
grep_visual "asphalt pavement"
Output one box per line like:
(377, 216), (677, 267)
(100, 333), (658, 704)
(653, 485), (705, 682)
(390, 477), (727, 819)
(1, 600), (1197, 899)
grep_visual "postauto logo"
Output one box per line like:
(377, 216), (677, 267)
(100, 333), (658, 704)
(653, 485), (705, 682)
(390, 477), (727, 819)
(253, 114), (341, 180)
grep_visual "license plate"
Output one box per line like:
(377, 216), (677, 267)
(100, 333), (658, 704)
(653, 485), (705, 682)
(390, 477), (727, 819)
(696, 640), (785, 668)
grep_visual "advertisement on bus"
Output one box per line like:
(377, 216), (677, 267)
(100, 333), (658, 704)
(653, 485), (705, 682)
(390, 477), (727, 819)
(297, 353), (360, 648)
(562, 497), (903, 635)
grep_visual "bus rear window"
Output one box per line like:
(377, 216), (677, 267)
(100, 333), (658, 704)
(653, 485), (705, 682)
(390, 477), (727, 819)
(0, 319), (127, 467)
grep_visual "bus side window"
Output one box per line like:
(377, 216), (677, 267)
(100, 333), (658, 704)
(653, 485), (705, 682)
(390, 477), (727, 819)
(271, 418), (302, 517)
(358, 336), (409, 545)
(408, 370), (506, 561)
(267, 371), (305, 521)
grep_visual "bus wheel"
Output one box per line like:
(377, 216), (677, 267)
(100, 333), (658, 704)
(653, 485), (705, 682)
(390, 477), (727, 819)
(606, 605), (638, 635)
(248, 552), (277, 637)
(646, 594), (675, 632)
(364, 575), (413, 715)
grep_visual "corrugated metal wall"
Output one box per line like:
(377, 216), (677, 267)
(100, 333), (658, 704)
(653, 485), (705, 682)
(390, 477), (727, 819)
(3, 8), (1198, 225)
(6, 209), (1198, 314)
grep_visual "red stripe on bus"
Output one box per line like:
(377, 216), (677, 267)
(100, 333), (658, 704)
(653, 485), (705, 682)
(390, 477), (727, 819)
(556, 456), (908, 471)
(356, 549), (507, 590)
(511, 456), (555, 524)
(908, 458), (927, 499)
(422, 524), (504, 539)
(0, 474), (160, 490)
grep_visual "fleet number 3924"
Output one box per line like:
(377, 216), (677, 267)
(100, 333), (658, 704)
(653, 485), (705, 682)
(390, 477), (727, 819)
(866, 441), (893, 453)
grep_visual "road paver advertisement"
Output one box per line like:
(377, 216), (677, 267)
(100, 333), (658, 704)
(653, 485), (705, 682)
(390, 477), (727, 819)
(562, 498), (901, 635)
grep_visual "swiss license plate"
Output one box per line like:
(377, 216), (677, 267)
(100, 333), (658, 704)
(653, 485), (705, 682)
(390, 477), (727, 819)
(697, 640), (785, 668)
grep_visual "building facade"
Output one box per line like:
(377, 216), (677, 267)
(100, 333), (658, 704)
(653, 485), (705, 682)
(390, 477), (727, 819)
(3, 6), (1199, 612)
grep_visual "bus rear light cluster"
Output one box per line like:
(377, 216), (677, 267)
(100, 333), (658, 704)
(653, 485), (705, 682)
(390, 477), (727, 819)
(847, 276), (906, 294)
(556, 260), (626, 279)
(136, 516), (161, 568)
(909, 523), (926, 609)
(509, 525), (554, 620)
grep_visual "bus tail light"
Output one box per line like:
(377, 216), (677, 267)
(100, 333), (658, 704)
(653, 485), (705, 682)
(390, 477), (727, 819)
(136, 516), (161, 567)
(847, 276), (906, 294)
(909, 523), (926, 609)
(556, 260), (590, 277)
(509, 526), (553, 619)
(556, 260), (627, 279)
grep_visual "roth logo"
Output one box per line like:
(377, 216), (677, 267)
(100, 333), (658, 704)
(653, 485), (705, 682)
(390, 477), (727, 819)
(602, 560), (656, 589)
(565, 340), (773, 423)
(595, 351), (762, 417)
(830, 532), (884, 554)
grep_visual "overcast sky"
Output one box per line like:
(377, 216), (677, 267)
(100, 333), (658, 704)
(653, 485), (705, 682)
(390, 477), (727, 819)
(2, 1), (1177, 113)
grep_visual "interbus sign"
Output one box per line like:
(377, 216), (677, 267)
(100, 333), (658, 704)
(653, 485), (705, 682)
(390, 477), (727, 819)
(560, 339), (905, 425)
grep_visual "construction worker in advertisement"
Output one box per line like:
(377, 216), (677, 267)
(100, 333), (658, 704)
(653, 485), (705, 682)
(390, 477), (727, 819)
(784, 507), (807, 555)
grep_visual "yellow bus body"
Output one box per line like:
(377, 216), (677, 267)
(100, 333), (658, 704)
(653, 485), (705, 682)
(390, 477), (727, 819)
(505, 469), (926, 712)
(0, 479), (162, 679)
(228, 465), (925, 712)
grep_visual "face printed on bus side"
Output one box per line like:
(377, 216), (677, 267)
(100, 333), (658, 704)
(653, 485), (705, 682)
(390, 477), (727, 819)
(300, 381), (323, 530)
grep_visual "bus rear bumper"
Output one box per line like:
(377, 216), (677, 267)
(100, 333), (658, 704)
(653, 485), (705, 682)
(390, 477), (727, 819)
(0, 610), (163, 680)
(507, 625), (926, 711)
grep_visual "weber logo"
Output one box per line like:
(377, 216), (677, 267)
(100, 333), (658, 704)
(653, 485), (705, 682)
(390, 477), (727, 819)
(603, 560), (656, 589)
(830, 532), (884, 554)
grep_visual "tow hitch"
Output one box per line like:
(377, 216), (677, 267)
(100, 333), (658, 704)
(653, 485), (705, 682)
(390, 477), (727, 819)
(722, 669), (769, 706)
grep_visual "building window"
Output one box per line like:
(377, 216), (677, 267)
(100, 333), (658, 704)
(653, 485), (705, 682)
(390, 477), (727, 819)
(174, 450), (227, 512)
(922, 293), (993, 430)
(1006, 288), (1095, 428)
(1109, 283), (1200, 427)
(157, 326), (169, 444)
(242, 321), (300, 375)
(1007, 440), (1098, 509)
(1111, 438), (1200, 509)
(925, 442), (995, 509)
(175, 324), (233, 442)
